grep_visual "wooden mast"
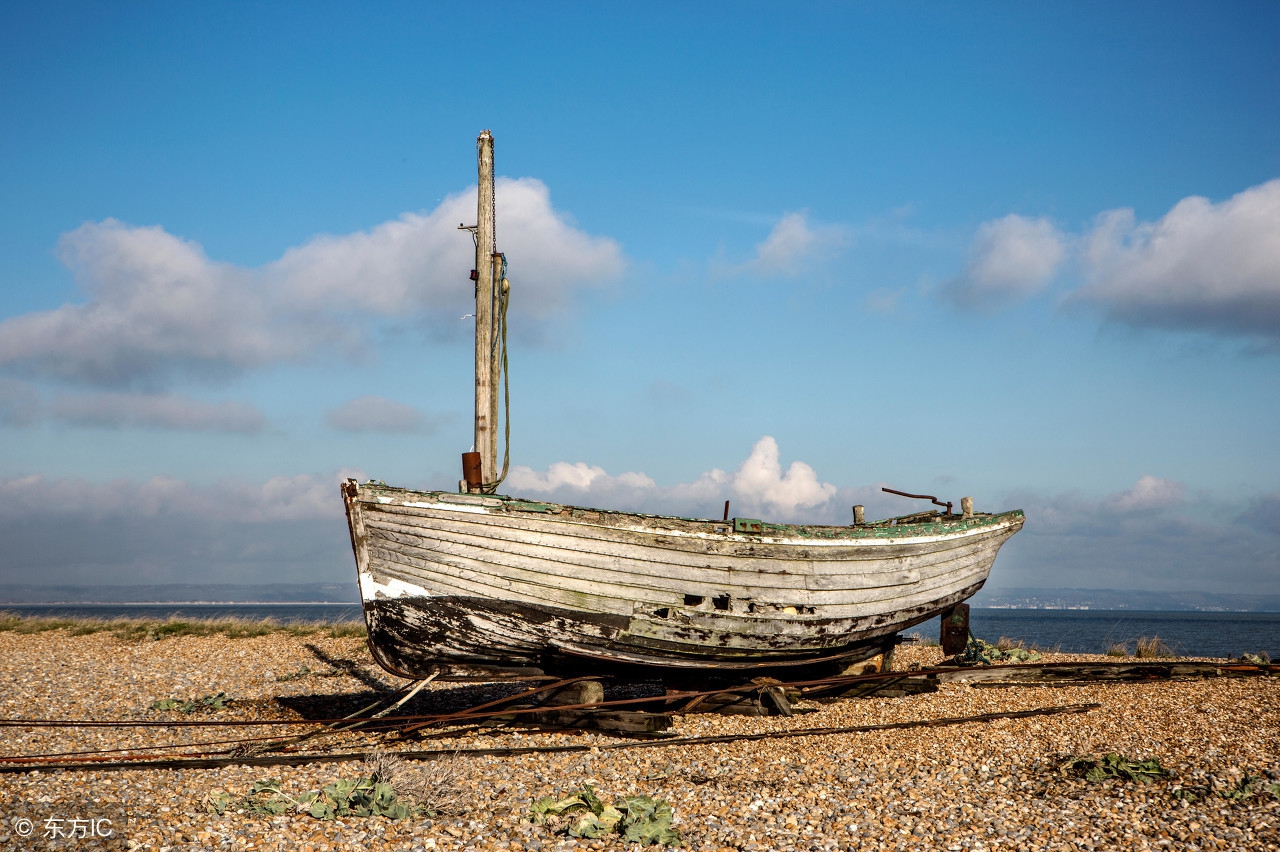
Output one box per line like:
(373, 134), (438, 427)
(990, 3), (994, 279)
(473, 130), (496, 491)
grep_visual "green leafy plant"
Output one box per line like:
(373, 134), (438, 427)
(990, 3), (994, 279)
(276, 664), (344, 682)
(1176, 774), (1280, 803)
(961, 635), (1040, 665)
(1062, 753), (1170, 784)
(1221, 774), (1280, 801)
(205, 776), (412, 820)
(277, 665), (313, 682)
(1236, 652), (1271, 666)
(150, 692), (229, 713)
(206, 780), (296, 817)
(530, 785), (680, 847)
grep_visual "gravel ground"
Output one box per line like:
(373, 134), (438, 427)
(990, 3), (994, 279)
(0, 629), (1277, 851)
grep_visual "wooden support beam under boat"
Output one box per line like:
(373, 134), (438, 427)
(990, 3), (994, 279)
(941, 602), (970, 656)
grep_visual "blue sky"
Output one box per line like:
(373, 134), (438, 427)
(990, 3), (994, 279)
(1, 2), (1277, 594)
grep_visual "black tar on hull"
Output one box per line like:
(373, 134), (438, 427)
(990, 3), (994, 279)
(361, 584), (983, 681)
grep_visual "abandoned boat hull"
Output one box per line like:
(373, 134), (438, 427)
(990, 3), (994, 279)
(343, 480), (1024, 678)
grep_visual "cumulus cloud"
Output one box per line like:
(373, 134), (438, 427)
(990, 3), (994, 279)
(48, 392), (266, 432)
(1069, 179), (1280, 341)
(943, 214), (1066, 311)
(717, 212), (848, 278)
(0, 221), (298, 385)
(1105, 474), (1185, 513)
(507, 436), (839, 521)
(270, 177), (624, 319)
(508, 462), (657, 493)
(731, 436), (837, 514)
(0, 178), (624, 388)
(325, 395), (442, 434)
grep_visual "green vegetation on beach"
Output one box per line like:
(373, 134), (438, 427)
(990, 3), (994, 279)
(0, 611), (366, 641)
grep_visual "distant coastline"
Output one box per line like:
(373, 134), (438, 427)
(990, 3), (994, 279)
(971, 586), (1280, 612)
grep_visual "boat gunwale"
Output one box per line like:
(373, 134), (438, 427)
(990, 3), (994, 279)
(349, 481), (1024, 544)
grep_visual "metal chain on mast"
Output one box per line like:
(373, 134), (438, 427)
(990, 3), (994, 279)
(490, 135), (497, 256)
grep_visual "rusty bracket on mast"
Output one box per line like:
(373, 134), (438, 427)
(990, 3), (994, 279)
(882, 487), (953, 516)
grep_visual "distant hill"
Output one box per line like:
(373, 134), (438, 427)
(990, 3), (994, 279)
(0, 583), (359, 604)
(972, 587), (1280, 612)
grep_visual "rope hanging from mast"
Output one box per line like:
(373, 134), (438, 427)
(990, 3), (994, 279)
(480, 253), (510, 494)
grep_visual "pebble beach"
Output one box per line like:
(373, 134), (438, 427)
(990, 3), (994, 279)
(0, 625), (1277, 851)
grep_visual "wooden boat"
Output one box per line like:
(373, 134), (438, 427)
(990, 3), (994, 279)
(342, 131), (1023, 680)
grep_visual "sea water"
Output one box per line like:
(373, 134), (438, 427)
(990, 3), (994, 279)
(6, 603), (1277, 659)
(912, 609), (1279, 659)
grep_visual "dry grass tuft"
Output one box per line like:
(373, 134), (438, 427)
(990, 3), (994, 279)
(1134, 635), (1175, 659)
(995, 636), (1025, 652)
(364, 746), (468, 818)
(1106, 642), (1131, 657)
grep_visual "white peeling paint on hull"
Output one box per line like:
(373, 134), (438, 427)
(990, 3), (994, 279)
(342, 481), (1024, 678)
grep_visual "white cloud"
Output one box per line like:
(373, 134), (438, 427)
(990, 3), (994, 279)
(0, 178), (624, 387)
(0, 221), (304, 385)
(943, 214), (1066, 311)
(48, 392), (266, 433)
(325, 395), (441, 434)
(1070, 179), (1280, 341)
(271, 177), (624, 319)
(730, 436), (837, 515)
(507, 436), (838, 521)
(1105, 474), (1185, 513)
(506, 462), (657, 494)
(717, 212), (848, 278)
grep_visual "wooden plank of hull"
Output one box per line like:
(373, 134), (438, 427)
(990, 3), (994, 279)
(363, 521), (1002, 607)
(363, 512), (1000, 593)
(343, 484), (1023, 677)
